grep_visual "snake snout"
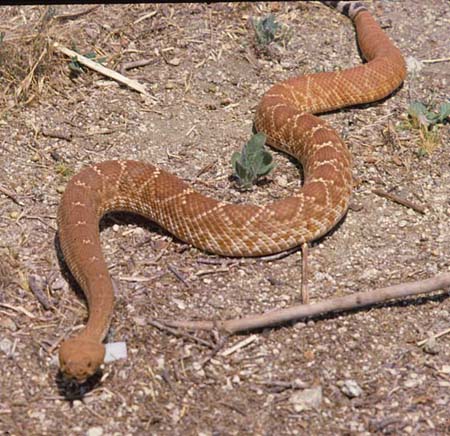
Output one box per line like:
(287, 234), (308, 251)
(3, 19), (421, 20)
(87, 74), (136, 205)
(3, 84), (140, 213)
(59, 337), (106, 382)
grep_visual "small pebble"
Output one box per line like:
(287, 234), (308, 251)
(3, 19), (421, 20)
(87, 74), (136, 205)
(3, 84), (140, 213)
(51, 278), (66, 290)
(0, 318), (17, 332)
(440, 365), (450, 374)
(340, 379), (363, 398)
(72, 400), (83, 409)
(423, 336), (440, 355)
(290, 386), (322, 412)
(0, 338), (13, 354)
(294, 322), (306, 330)
(9, 211), (19, 219)
(404, 373), (423, 388)
(276, 175), (288, 187)
(168, 57), (181, 66)
(133, 316), (147, 326)
(86, 427), (103, 436)
(173, 298), (186, 310)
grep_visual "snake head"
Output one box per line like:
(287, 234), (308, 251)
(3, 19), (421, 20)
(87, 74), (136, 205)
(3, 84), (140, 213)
(59, 338), (105, 383)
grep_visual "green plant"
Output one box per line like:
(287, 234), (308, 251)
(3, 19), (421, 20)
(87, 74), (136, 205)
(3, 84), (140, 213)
(231, 133), (275, 189)
(68, 50), (106, 75)
(55, 162), (74, 178)
(408, 101), (450, 128)
(407, 101), (450, 155)
(252, 14), (281, 46)
(252, 14), (292, 49)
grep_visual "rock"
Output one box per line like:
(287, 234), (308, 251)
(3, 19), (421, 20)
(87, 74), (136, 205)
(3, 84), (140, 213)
(360, 267), (379, 280)
(289, 386), (322, 412)
(275, 175), (288, 187)
(9, 211), (19, 219)
(0, 338), (13, 355)
(51, 278), (66, 290)
(398, 219), (408, 228)
(133, 316), (147, 326)
(173, 298), (186, 310)
(168, 57), (181, 66)
(86, 427), (103, 436)
(423, 336), (440, 355)
(440, 365), (450, 374)
(0, 318), (17, 332)
(406, 56), (423, 73)
(340, 379), (363, 398)
(404, 373), (424, 388)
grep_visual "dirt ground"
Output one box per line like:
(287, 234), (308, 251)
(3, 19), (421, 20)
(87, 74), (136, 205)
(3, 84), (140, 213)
(0, 1), (449, 435)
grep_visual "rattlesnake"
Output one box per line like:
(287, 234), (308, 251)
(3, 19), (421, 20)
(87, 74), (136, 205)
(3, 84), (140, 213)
(57, 1), (406, 382)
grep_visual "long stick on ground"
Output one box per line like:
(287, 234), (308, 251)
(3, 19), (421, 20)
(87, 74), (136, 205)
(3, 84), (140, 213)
(53, 42), (148, 95)
(160, 273), (450, 333)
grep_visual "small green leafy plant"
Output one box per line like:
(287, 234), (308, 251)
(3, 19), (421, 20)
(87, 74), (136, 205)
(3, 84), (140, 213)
(231, 133), (275, 189)
(407, 101), (450, 155)
(408, 101), (450, 128)
(252, 14), (292, 48)
(55, 162), (74, 178)
(253, 14), (282, 46)
(68, 51), (106, 75)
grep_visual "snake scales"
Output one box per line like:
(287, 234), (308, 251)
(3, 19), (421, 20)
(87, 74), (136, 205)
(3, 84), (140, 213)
(57, 2), (406, 382)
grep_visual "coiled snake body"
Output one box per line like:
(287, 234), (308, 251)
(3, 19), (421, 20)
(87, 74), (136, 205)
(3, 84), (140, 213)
(57, 2), (406, 381)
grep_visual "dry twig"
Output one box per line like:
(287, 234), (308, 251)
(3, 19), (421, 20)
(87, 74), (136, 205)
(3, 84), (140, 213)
(199, 335), (229, 368)
(422, 57), (450, 64)
(220, 335), (258, 357)
(417, 326), (450, 347)
(119, 59), (154, 75)
(41, 128), (72, 141)
(167, 264), (189, 288)
(0, 303), (36, 319)
(54, 5), (100, 21)
(147, 318), (213, 348)
(373, 188), (426, 215)
(29, 274), (52, 310)
(53, 42), (148, 95)
(159, 273), (450, 333)
(134, 10), (157, 25)
(0, 184), (24, 206)
(260, 379), (308, 392)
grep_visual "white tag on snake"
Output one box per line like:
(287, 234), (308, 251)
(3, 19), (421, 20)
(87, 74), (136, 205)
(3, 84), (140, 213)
(104, 342), (128, 363)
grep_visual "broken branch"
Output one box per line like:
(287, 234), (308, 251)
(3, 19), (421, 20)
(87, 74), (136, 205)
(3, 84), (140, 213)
(373, 188), (426, 214)
(53, 42), (148, 95)
(159, 273), (450, 333)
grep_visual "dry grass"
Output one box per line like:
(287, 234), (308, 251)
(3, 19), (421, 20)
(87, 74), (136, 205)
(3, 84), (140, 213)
(0, 7), (55, 109)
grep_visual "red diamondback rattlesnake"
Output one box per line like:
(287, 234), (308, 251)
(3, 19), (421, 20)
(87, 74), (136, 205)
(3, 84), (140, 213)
(57, 2), (406, 382)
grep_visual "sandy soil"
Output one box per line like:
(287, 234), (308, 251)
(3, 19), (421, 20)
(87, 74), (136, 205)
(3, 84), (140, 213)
(0, 2), (449, 435)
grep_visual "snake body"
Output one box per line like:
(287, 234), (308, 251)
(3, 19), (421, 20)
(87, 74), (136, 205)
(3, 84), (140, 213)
(57, 2), (406, 381)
